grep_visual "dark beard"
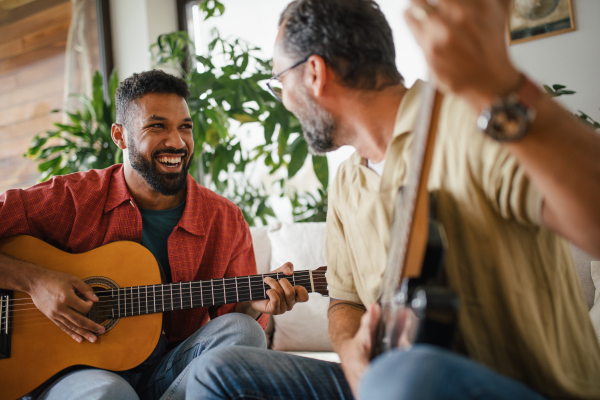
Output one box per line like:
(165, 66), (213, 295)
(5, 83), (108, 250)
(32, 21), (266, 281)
(294, 85), (338, 155)
(127, 137), (193, 196)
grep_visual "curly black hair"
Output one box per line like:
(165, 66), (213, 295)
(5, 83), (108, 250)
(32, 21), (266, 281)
(115, 69), (191, 130)
(279, 0), (403, 91)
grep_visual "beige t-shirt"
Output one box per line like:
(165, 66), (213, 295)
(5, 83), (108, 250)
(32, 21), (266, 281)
(326, 80), (600, 398)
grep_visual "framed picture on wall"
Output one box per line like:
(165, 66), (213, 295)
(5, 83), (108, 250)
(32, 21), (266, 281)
(509, 0), (575, 45)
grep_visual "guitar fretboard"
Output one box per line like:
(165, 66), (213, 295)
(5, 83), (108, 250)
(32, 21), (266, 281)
(90, 270), (323, 320)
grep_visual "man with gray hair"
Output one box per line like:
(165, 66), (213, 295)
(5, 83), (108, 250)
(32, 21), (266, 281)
(185, 0), (600, 399)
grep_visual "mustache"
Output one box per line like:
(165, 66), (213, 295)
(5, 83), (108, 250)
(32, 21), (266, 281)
(153, 148), (189, 158)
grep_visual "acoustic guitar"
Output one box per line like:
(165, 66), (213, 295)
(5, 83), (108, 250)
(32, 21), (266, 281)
(0, 235), (329, 400)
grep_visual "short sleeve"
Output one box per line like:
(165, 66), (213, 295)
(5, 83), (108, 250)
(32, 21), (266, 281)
(443, 95), (543, 228)
(0, 189), (31, 239)
(477, 139), (543, 227)
(325, 172), (363, 304)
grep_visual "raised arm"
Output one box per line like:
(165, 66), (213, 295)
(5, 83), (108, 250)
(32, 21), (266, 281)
(406, 0), (600, 257)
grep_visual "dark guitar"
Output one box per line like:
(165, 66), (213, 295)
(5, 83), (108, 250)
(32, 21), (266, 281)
(371, 83), (459, 358)
(0, 235), (329, 400)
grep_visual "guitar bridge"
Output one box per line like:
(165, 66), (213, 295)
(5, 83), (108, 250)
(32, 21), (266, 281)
(0, 290), (11, 359)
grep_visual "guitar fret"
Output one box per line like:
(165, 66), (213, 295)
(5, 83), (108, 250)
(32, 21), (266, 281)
(262, 274), (265, 298)
(145, 286), (148, 315)
(170, 284), (174, 311)
(180, 282), (183, 310)
(223, 278), (227, 304)
(189, 282), (193, 309)
(248, 276), (252, 300)
(235, 278), (239, 302)
(211, 280), (214, 306)
(200, 281), (204, 307)
(161, 285), (164, 312)
(153, 285), (156, 313)
(111, 288), (115, 319)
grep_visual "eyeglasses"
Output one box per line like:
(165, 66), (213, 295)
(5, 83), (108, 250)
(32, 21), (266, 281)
(266, 56), (310, 101)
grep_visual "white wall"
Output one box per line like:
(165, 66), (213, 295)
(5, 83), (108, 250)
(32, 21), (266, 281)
(109, 0), (178, 80)
(509, 0), (600, 121)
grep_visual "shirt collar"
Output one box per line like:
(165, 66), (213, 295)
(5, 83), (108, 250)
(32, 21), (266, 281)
(352, 79), (425, 169)
(104, 165), (206, 237)
(176, 174), (206, 237)
(391, 79), (425, 140)
(104, 164), (133, 213)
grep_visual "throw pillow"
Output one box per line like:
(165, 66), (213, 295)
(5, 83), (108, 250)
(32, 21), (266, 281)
(268, 222), (333, 352)
(249, 226), (271, 275)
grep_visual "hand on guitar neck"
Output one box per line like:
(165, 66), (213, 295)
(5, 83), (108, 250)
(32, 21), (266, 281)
(235, 262), (309, 319)
(0, 252), (105, 344)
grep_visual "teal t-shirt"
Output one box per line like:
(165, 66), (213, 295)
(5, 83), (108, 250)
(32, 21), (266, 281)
(139, 202), (186, 283)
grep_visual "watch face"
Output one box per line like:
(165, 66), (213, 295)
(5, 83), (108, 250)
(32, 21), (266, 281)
(478, 101), (530, 141)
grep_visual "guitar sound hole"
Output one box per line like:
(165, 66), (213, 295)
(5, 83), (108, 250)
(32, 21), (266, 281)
(82, 276), (120, 333)
(88, 287), (116, 324)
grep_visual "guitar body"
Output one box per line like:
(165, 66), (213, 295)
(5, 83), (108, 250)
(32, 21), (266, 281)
(0, 235), (163, 400)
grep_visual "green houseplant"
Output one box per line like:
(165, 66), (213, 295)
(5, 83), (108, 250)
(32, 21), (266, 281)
(26, 0), (328, 226)
(25, 71), (121, 181)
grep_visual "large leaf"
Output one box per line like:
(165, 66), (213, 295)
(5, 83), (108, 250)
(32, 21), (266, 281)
(288, 140), (308, 179)
(312, 155), (329, 190)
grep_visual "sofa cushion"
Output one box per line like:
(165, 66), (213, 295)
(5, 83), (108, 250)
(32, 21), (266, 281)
(250, 226), (271, 275)
(268, 222), (333, 352)
(591, 261), (600, 343)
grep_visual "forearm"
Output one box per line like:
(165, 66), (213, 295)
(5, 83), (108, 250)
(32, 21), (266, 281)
(328, 299), (365, 356)
(504, 95), (600, 257)
(0, 252), (41, 292)
(235, 301), (263, 320)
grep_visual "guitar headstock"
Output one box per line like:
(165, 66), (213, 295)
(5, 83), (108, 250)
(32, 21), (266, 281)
(312, 266), (329, 297)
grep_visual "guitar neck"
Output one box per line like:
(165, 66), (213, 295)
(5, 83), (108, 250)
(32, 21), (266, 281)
(92, 270), (325, 320)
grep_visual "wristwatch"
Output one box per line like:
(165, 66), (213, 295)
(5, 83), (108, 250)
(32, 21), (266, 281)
(477, 75), (541, 141)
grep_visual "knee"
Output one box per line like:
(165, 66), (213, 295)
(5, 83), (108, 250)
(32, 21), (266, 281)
(212, 313), (267, 349)
(186, 346), (249, 397)
(360, 346), (458, 400)
(39, 369), (139, 400)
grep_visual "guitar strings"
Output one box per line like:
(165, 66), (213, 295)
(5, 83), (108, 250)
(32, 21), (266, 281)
(1, 281), (328, 317)
(3, 271), (326, 305)
(3, 284), (330, 319)
(3, 274), (327, 311)
(4, 276), (326, 310)
(1, 284), (330, 329)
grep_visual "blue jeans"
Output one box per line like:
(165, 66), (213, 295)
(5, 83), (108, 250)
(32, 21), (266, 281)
(36, 313), (267, 400)
(188, 345), (546, 400)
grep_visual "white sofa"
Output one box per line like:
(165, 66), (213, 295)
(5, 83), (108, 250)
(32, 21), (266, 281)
(250, 223), (600, 359)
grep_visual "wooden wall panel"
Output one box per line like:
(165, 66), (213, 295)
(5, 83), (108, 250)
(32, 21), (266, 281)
(0, 0), (71, 193)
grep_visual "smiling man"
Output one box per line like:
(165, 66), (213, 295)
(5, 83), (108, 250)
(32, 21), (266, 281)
(0, 70), (308, 400)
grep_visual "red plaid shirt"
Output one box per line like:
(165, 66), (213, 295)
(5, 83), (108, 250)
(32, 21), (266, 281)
(0, 164), (268, 343)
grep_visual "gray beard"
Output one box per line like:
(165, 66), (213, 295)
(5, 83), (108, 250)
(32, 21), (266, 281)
(294, 86), (338, 155)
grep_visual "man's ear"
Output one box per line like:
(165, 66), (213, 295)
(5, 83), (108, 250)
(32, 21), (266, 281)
(111, 123), (127, 150)
(305, 55), (328, 98)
